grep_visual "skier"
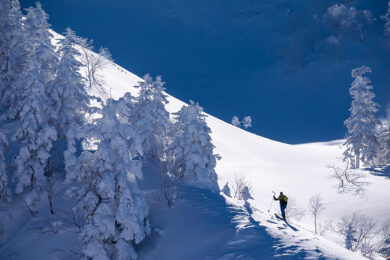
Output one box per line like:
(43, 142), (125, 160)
(273, 192), (288, 219)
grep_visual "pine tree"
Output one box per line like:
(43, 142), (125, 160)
(167, 101), (219, 191)
(69, 99), (149, 260)
(51, 28), (91, 182)
(0, 0), (27, 109)
(132, 75), (171, 159)
(11, 4), (58, 202)
(12, 56), (57, 195)
(344, 66), (380, 168)
(51, 27), (90, 136)
(8, 2), (58, 119)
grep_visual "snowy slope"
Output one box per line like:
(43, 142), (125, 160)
(1, 32), (387, 259)
(84, 52), (387, 259)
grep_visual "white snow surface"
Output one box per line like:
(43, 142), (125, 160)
(83, 51), (388, 259)
(1, 34), (389, 259)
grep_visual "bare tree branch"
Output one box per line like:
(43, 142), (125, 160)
(328, 163), (368, 195)
(336, 213), (377, 257)
(231, 173), (253, 201)
(308, 194), (325, 234)
(286, 197), (305, 222)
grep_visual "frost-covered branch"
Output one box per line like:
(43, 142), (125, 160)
(77, 37), (113, 89)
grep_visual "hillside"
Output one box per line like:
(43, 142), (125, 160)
(80, 52), (386, 259)
(0, 31), (388, 260)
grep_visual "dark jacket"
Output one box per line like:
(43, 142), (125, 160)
(274, 194), (288, 207)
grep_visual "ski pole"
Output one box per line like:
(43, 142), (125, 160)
(268, 191), (275, 212)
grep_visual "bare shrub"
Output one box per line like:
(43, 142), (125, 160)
(308, 194), (325, 234)
(379, 221), (390, 258)
(77, 37), (113, 89)
(232, 174), (253, 201)
(318, 220), (333, 236)
(286, 196), (305, 222)
(336, 213), (377, 257)
(328, 163), (368, 195)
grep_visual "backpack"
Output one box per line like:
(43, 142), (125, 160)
(281, 195), (288, 204)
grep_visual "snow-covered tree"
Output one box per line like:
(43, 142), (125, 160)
(231, 116), (252, 129)
(0, 0), (27, 109)
(242, 116), (252, 129)
(0, 130), (10, 202)
(167, 101), (218, 191)
(12, 56), (57, 195)
(231, 116), (240, 127)
(51, 28), (90, 139)
(69, 99), (149, 260)
(324, 4), (357, 37)
(8, 2), (58, 119)
(324, 4), (373, 41)
(76, 36), (113, 89)
(344, 66), (381, 168)
(355, 10), (373, 41)
(132, 75), (171, 159)
(50, 28), (92, 182)
(378, 124), (390, 165)
(381, 1), (390, 36)
(10, 4), (58, 208)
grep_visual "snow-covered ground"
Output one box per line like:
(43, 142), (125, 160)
(1, 33), (388, 259)
(82, 55), (389, 259)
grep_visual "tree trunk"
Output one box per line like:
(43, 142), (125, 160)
(355, 152), (360, 169)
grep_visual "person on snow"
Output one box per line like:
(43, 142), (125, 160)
(274, 192), (288, 219)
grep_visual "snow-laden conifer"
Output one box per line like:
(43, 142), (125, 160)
(10, 4), (58, 204)
(51, 28), (90, 138)
(344, 66), (380, 168)
(0, 0), (27, 109)
(8, 2), (58, 119)
(167, 101), (218, 191)
(52, 28), (91, 182)
(132, 74), (171, 158)
(69, 98), (149, 260)
(12, 56), (57, 195)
